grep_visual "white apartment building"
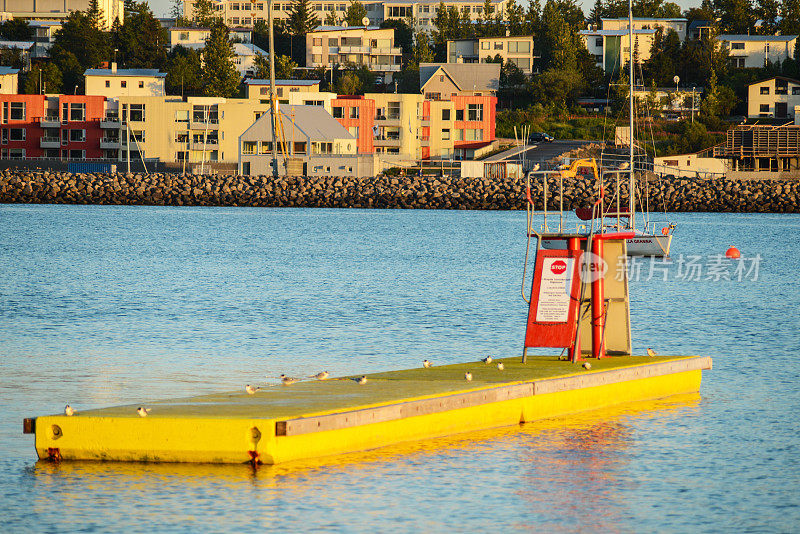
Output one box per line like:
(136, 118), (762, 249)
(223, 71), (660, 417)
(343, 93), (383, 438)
(719, 35), (798, 69)
(184, 0), (508, 32)
(748, 77), (800, 119)
(598, 17), (687, 41)
(0, 0), (123, 28)
(446, 35), (535, 74)
(84, 66), (166, 98)
(306, 26), (402, 82)
(580, 29), (656, 73)
(168, 26), (253, 48)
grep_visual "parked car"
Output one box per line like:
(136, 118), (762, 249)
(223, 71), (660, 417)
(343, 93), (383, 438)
(528, 132), (555, 143)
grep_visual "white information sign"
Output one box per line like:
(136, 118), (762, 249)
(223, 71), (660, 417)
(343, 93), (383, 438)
(535, 257), (574, 323)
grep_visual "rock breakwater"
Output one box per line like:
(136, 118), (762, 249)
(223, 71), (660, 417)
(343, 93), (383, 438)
(1, 170), (798, 212)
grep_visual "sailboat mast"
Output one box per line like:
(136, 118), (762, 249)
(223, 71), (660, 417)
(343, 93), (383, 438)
(628, 0), (636, 229)
(268, 0), (279, 179)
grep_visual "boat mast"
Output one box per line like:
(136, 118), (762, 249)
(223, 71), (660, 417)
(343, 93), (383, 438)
(628, 0), (636, 230)
(268, 0), (279, 179)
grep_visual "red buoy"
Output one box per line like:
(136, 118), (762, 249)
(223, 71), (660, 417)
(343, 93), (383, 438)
(725, 246), (741, 259)
(661, 226), (670, 236)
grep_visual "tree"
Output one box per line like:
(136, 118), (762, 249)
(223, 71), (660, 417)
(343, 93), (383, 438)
(166, 45), (203, 96)
(779, 0), (800, 35)
(116, 2), (168, 69)
(49, 48), (84, 95)
(276, 54), (299, 78)
(324, 11), (338, 25)
(0, 18), (33, 40)
(539, 1), (577, 71)
(22, 63), (63, 94)
(50, 11), (111, 69)
(380, 19), (413, 54)
(201, 21), (240, 97)
(87, 0), (104, 28)
(192, 0), (216, 27)
(715, 0), (755, 34)
(287, 0), (320, 35)
(589, 0), (604, 25)
(344, 1), (367, 26)
(533, 67), (586, 107)
(334, 66), (374, 94)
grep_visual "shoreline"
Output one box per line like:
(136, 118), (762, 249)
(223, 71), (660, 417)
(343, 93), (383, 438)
(1, 171), (798, 213)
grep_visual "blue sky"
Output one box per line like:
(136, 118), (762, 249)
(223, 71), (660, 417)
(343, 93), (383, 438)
(144, 0), (701, 21)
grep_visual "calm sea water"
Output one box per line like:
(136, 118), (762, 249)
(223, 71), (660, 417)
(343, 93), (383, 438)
(1, 205), (798, 533)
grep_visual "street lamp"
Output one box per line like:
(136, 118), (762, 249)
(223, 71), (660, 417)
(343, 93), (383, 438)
(114, 48), (118, 64)
(74, 85), (78, 95)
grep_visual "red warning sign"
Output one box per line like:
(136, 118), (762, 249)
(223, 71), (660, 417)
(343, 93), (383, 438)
(524, 249), (583, 348)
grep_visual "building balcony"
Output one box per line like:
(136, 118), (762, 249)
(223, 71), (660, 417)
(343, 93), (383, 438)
(190, 119), (219, 130)
(371, 64), (401, 72)
(100, 117), (121, 128)
(39, 116), (60, 128)
(339, 45), (367, 54)
(100, 138), (121, 149)
(39, 137), (60, 149)
(374, 137), (401, 147)
(375, 116), (401, 126)
(370, 47), (402, 55)
(121, 139), (143, 150)
(728, 49), (748, 57)
(190, 140), (219, 150)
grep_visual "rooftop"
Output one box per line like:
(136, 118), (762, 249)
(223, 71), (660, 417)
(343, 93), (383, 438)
(84, 68), (167, 78)
(419, 62), (501, 93)
(748, 76), (800, 86)
(242, 105), (355, 142)
(310, 25), (382, 32)
(580, 29), (658, 36)
(719, 34), (798, 42)
(0, 66), (20, 75)
(244, 79), (321, 86)
(601, 17), (687, 22)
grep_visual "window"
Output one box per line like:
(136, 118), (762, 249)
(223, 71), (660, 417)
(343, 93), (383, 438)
(243, 141), (257, 154)
(494, 42), (503, 50)
(387, 102), (400, 119)
(333, 106), (344, 118)
(1, 129), (7, 143)
(454, 129), (463, 141)
(9, 148), (25, 158)
(467, 104), (483, 121)
(313, 38), (322, 46)
(759, 104), (769, 112)
(337, 4), (345, 11)
(510, 57), (530, 71)
(231, 2), (240, 9)
(328, 38), (337, 46)
(70, 103), (85, 121)
(129, 104), (145, 122)
(175, 132), (189, 143)
(69, 129), (86, 142)
(455, 109), (464, 121)
(508, 41), (530, 53)
(138, 81), (144, 88)
(105, 80), (110, 87)
(9, 128), (24, 141)
(595, 38), (603, 47)
(175, 110), (189, 123)
(760, 87), (769, 95)
(304, 100), (324, 106)
(731, 42), (744, 50)
(481, 41), (490, 50)
(349, 107), (359, 118)
(442, 109), (450, 121)
(793, 87), (800, 95)
(9, 102), (25, 120)
(465, 128), (483, 141)
(69, 149), (84, 159)
(180, 31), (189, 40)
(121, 80), (127, 88)
(348, 126), (359, 138)
(442, 129), (450, 140)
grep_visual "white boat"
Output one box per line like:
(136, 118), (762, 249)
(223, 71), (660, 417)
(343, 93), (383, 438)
(542, 228), (672, 257)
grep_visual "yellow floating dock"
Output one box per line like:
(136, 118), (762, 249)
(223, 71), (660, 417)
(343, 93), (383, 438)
(26, 355), (711, 465)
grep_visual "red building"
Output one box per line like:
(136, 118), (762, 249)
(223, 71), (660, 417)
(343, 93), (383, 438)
(1, 94), (111, 161)
(331, 96), (375, 154)
(451, 95), (497, 160)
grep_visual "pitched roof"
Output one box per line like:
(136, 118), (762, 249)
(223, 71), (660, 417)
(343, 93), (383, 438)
(244, 79), (320, 86)
(240, 105), (355, 143)
(0, 66), (20, 75)
(748, 76), (800, 86)
(419, 63), (500, 93)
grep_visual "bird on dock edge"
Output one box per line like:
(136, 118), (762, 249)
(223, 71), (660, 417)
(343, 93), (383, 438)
(422, 359), (432, 368)
(647, 348), (657, 357)
(137, 407), (151, 417)
(64, 404), (75, 416)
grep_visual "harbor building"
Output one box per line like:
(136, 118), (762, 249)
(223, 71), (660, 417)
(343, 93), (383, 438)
(597, 17), (687, 41)
(748, 77), (800, 120)
(718, 35), (798, 69)
(713, 124), (800, 178)
(580, 28), (656, 73)
(168, 26), (253, 49)
(0, 0), (123, 28)
(84, 66), (167, 98)
(446, 35), (536, 74)
(306, 26), (402, 83)
(419, 62), (500, 97)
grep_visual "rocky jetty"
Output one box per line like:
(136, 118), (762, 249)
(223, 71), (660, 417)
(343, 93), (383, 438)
(0, 170), (798, 212)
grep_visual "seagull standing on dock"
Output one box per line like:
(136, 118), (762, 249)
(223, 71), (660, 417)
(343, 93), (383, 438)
(280, 374), (298, 385)
(311, 371), (330, 380)
(64, 404), (75, 416)
(354, 375), (367, 385)
(422, 359), (432, 368)
(497, 362), (505, 371)
(245, 384), (260, 395)
(137, 407), (151, 417)
(482, 356), (493, 364)
(647, 348), (657, 357)
(582, 362), (592, 370)
(465, 371), (473, 381)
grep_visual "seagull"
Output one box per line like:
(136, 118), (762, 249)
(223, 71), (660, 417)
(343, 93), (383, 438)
(280, 374), (298, 385)
(582, 362), (592, 370)
(497, 362), (505, 371)
(354, 375), (367, 385)
(465, 371), (473, 381)
(482, 356), (493, 364)
(422, 359), (432, 368)
(137, 407), (151, 417)
(311, 371), (330, 380)
(64, 404), (75, 416)
(647, 348), (657, 357)
(245, 384), (260, 395)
